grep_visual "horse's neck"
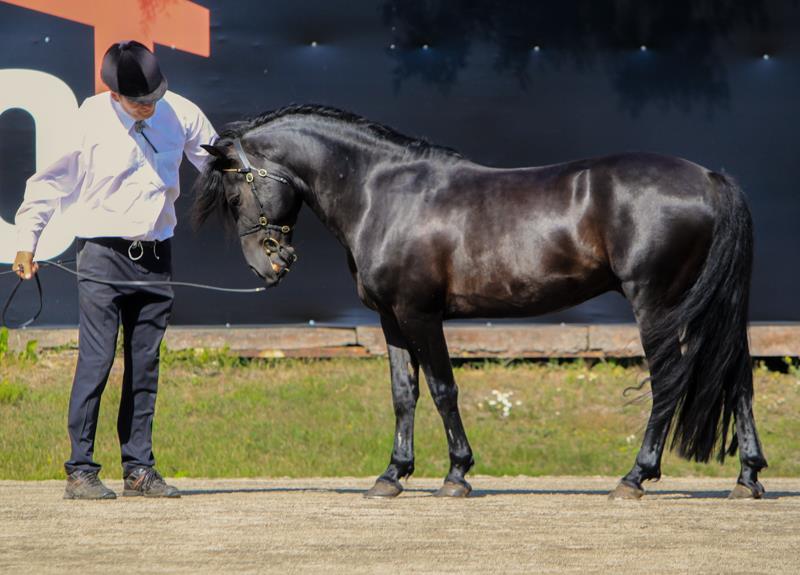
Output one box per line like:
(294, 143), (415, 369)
(279, 129), (381, 251)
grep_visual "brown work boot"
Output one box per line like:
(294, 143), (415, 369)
(123, 467), (180, 498)
(64, 470), (116, 500)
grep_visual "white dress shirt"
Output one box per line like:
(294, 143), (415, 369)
(15, 90), (218, 253)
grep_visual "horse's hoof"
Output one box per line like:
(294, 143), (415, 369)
(728, 482), (764, 500)
(609, 481), (645, 500)
(364, 479), (403, 499)
(433, 480), (472, 498)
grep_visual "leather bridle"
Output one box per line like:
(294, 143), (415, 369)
(221, 138), (298, 269)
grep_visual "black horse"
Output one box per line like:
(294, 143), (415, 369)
(194, 105), (766, 499)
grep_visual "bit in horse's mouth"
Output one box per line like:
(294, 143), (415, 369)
(249, 264), (287, 285)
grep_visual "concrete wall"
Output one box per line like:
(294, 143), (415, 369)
(6, 324), (800, 359)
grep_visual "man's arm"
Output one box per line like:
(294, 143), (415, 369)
(183, 104), (218, 171)
(14, 148), (84, 279)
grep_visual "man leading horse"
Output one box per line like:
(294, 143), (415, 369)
(13, 41), (217, 499)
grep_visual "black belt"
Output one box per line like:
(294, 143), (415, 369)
(82, 237), (163, 248)
(79, 237), (169, 262)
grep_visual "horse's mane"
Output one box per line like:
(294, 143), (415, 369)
(193, 104), (462, 228)
(193, 157), (233, 229)
(219, 104), (463, 159)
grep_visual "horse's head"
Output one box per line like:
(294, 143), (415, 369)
(194, 137), (303, 287)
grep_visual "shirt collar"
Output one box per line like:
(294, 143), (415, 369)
(110, 94), (154, 132)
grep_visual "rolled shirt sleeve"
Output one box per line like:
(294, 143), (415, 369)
(183, 106), (218, 171)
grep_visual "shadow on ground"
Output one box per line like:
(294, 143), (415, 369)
(179, 485), (800, 500)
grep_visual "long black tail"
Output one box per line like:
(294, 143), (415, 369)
(647, 172), (753, 462)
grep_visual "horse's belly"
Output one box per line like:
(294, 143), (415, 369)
(444, 268), (616, 319)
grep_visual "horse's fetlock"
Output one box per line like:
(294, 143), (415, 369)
(623, 461), (659, 488)
(744, 455), (768, 471)
(450, 453), (474, 474)
(389, 457), (415, 479)
(640, 465), (661, 482)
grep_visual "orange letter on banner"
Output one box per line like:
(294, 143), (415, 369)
(1, 0), (210, 92)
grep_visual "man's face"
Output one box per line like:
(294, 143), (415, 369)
(111, 92), (157, 121)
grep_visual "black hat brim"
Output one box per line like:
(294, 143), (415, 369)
(123, 77), (168, 104)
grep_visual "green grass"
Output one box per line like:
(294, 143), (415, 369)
(0, 347), (798, 480)
(0, 380), (28, 404)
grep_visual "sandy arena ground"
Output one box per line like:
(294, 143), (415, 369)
(1, 476), (798, 574)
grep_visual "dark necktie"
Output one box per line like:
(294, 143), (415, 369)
(134, 120), (158, 153)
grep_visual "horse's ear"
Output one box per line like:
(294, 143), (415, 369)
(201, 144), (226, 158)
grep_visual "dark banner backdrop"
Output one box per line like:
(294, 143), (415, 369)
(1, 0), (798, 326)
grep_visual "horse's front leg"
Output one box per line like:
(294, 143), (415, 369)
(365, 315), (420, 498)
(397, 313), (474, 497)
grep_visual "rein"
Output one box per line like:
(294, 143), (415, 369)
(221, 138), (298, 266)
(1, 259), (266, 329)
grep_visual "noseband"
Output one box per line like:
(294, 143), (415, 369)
(221, 138), (298, 269)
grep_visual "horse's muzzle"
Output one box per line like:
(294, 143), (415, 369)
(250, 245), (296, 286)
(270, 244), (297, 276)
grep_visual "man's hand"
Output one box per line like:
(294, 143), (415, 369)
(13, 251), (38, 280)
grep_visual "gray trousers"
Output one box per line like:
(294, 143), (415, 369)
(65, 237), (173, 476)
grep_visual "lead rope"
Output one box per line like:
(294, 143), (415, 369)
(1, 259), (266, 329)
(1, 272), (42, 329)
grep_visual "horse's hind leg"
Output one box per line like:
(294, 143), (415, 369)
(729, 379), (767, 499)
(365, 315), (420, 498)
(611, 303), (681, 499)
(614, 332), (768, 500)
(396, 313), (474, 497)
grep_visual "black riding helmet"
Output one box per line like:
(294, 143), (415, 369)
(100, 40), (168, 103)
